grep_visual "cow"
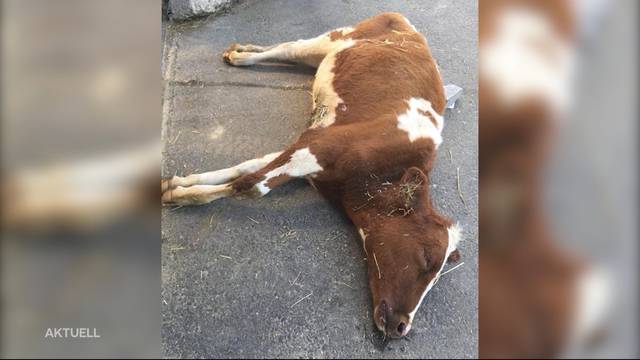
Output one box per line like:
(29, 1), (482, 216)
(161, 12), (462, 338)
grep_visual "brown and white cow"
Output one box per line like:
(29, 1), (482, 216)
(161, 12), (462, 338)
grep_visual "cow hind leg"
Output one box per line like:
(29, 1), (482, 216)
(226, 43), (272, 53)
(221, 12), (421, 67)
(222, 28), (354, 68)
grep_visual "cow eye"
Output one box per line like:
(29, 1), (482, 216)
(420, 248), (432, 271)
(422, 247), (433, 268)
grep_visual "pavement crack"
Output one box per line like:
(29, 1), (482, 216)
(168, 79), (310, 91)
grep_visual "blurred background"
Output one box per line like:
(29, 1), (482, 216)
(1, 0), (161, 357)
(479, 0), (637, 358)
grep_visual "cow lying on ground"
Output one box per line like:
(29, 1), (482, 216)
(161, 12), (462, 338)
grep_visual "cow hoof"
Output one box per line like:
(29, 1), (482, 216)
(161, 178), (173, 193)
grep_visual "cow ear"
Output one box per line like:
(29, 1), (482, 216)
(398, 167), (429, 208)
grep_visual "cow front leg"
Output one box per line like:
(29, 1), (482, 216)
(161, 151), (282, 192)
(161, 183), (233, 206)
(231, 146), (324, 198)
(162, 143), (326, 206)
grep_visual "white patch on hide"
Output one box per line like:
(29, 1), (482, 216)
(397, 97), (444, 147)
(257, 148), (323, 194)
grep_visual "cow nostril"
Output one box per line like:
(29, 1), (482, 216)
(397, 322), (406, 335)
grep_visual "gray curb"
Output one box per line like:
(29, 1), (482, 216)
(168, 0), (237, 20)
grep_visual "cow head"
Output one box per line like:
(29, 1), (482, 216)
(361, 167), (462, 337)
